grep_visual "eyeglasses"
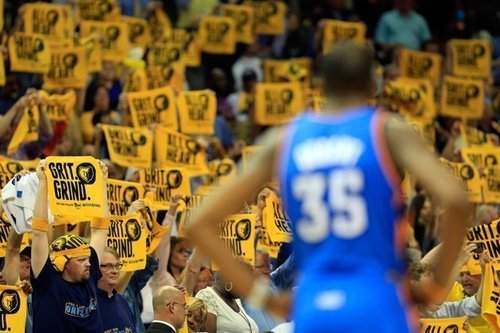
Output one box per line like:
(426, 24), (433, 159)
(99, 263), (124, 271)
(169, 301), (188, 311)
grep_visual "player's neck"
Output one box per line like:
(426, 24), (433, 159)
(325, 95), (368, 114)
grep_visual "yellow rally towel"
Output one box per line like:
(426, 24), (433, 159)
(143, 198), (169, 254)
(398, 48), (442, 87)
(461, 125), (495, 148)
(76, 33), (102, 72)
(440, 159), (482, 203)
(145, 65), (184, 92)
(44, 156), (106, 217)
(221, 4), (255, 44)
(121, 16), (151, 48)
(461, 147), (500, 169)
(482, 167), (500, 204)
(43, 47), (87, 89)
(127, 86), (177, 129)
(39, 90), (76, 123)
(80, 20), (130, 63)
(102, 124), (153, 169)
(481, 262), (500, 332)
(450, 39), (491, 79)
(106, 213), (147, 271)
(7, 103), (40, 155)
(165, 28), (201, 68)
(440, 76), (485, 119)
(252, 1), (287, 36)
(21, 3), (69, 42)
(154, 127), (209, 176)
(0, 158), (39, 188)
(107, 178), (144, 216)
(177, 90), (217, 135)
(196, 158), (237, 195)
(76, 0), (120, 22)
(322, 19), (366, 55)
(263, 58), (312, 85)
(50, 234), (90, 271)
(0, 285), (27, 332)
(465, 220), (500, 276)
(419, 317), (467, 333)
(262, 191), (292, 243)
(139, 168), (191, 210)
(8, 32), (51, 74)
(198, 16), (236, 55)
(383, 77), (435, 120)
(254, 82), (305, 125)
(146, 43), (185, 72)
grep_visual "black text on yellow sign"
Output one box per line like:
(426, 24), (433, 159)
(146, 44), (185, 73)
(39, 90), (76, 123)
(461, 147), (500, 169)
(107, 178), (144, 216)
(254, 1), (287, 35)
(80, 20), (130, 62)
(139, 168), (191, 210)
(467, 220), (500, 262)
(398, 48), (442, 86)
(221, 4), (255, 44)
(441, 159), (482, 203)
(0, 285), (27, 333)
(8, 103), (40, 156)
(144, 65), (184, 92)
(255, 82), (305, 125)
(419, 317), (467, 333)
(461, 125), (494, 147)
(483, 167), (500, 204)
(263, 58), (312, 84)
(107, 213), (147, 272)
(102, 124), (153, 169)
(43, 47), (87, 89)
(22, 3), (68, 40)
(196, 158), (237, 195)
(217, 214), (256, 267)
(440, 76), (485, 119)
(76, 34), (102, 72)
(383, 78), (435, 119)
(322, 20), (366, 54)
(450, 39), (491, 79)
(143, 199), (169, 254)
(177, 90), (217, 135)
(154, 127), (209, 176)
(127, 86), (177, 129)
(198, 16), (237, 55)
(76, 0), (120, 22)
(121, 16), (151, 48)
(8, 32), (51, 74)
(262, 192), (292, 243)
(482, 262), (500, 329)
(45, 156), (106, 217)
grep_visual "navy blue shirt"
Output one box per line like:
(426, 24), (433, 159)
(31, 247), (103, 333)
(97, 288), (135, 333)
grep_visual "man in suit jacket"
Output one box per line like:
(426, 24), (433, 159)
(146, 286), (187, 333)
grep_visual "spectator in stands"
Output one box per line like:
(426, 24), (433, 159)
(193, 266), (214, 295)
(147, 286), (187, 333)
(186, 297), (208, 333)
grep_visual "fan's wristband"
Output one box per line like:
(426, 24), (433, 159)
(91, 217), (110, 230)
(32, 217), (49, 232)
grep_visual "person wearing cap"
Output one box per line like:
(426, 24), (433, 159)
(30, 159), (110, 333)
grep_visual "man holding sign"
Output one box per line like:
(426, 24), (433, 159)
(187, 42), (471, 332)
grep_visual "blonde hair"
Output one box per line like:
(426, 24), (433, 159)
(187, 297), (208, 326)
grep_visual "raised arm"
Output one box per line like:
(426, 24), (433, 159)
(3, 229), (23, 285)
(89, 161), (110, 263)
(31, 160), (50, 279)
(180, 247), (203, 296)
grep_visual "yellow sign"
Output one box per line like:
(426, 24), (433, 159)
(198, 16), (236, 54)
(254, 1), (287, 35)
(76, 0), (120, 22)
(127, 86), (177, 129)
(107, 213), (147, 271)
(263, 58), (312, 84)
(196, 158), (237, 195)
(8, 32), (51, 74)
(221, 4), (255, 44)
(139, 168), (191, 210)
(76, 34), (102, 72)
(383, 78), (435, 119)
(258, 222), (282, 259)
(419, 317), (467, 333)
(121, 16), (151, 48)
(322, 20), (366, 54)
(45, 156), (106, 217)
(107, 179), (144, 216)
(461, 125), (495, 147)
(146, 44), (185, 76)
(43, 47), (87, 89)
(0, 285), (27, 333)
(441, 159), (482, 203)
(177, 90), (217, 135)
(461, 147), (500, 169)
(255, 82), (305, 125)
(80, 20), (130, 62)
(39, 90), (76, 123)
(22, 3), (69, 41)
(182, 31), (201, 68)
(440, 76), (484, 119)
(154, 127), (209, 176)
(481, 262), (500, 330)
(483, 167), (500, 204)
(143, 199), (169, 254)
(466, 220), (500, 263)
(145, 65), (184, 92)
(102, 124), (153, 169)
(7, 103), (40, 156)
(450, 39), (491, 79)
(0, 160), (33, 188)
(217, 214), (256, 267)
(262, 192), (292, 243)
(398, 48), (442, 86)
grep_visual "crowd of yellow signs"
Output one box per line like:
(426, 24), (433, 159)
(0, 0), (499, 331)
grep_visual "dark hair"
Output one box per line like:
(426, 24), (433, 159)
(167, 237), (185, 278)
(321, 42), (373, 96)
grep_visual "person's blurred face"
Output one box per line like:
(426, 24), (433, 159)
(170, 241), (188, 271)
(19, 255), (31, 281)
(288, 14), (299, 31)
(210, 69), (228, 93)
(106, 162), (126, 180)
(254, 252), (271, 279)
(194, 269), (213, 294)
(420, 198), (433, 223)
(460, 272), (481, 296)
(187, 307), (204, 333)
(101, 61), (115, 82)
(243, 79), (256, 93)
(328, 0), (345, 9)
(94, 87), (110, 111)
(99, 252), (121, 288)
(395, 0), (411, 12)
(169, 294), (187, 328)
(65, 256), (91, 282)
(4, 75), (20, 99)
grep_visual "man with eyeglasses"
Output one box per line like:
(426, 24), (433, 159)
(97, 247), (135, 333)
(147, 285), (187, 333)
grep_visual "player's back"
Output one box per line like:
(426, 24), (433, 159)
(279, 107), (416, 332)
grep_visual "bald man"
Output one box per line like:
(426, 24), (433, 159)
(146, 286), (187, 333)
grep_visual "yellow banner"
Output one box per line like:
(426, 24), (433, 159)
(107, 213), (147, 271)
(440, 76), (484, 119)
(7, 103), (40, 156)
(182, 31), (201, 68)
(76, 0), (120, 22)
(139, 168), (191, 210)
(80, 21), (130, 62)
(0, 215), (30, 258)
(263, 58), (312, 84)
(483, 167), (500, 204)
(177, 90), (217, 135)
(254, 1), (287, 35)
(8, 32), (51, 74)
(145, 65), (184, 93)
(76, 34), (102, 72)
(262, 191), (292, 243)
(43, 47), (87, 89)
(221, 4), (255, 44)
(322, 20), (366, 54)
(466, 220), (500, 264)
(198, 16), (236, 55)
(22, 3), (68, 41)
(102, 124), (153, 169)
(440, 159), (482, 203)
(154, 127), (209, 176)
(121, 16), (151, 48)
(461, 147), (500, 169)
(0, 159), (35, 188)
(255, 82), (305, 125)
(39, 90), (76, 123)
(461, 125), (495, 147)
(127, 86), (177, 129)
(405, 117), (435, 151)
(482, 262), (500, 331)
(258, 222), (282, 259)
(45, 156), (106, 217)
(450, 39), (491, 79)
(0, 285), (27, 333)
(107, 179), (144, 216)
(398, 48), (442, 86)
(0, 52), (5, 86)
(143, 198), (169, 254)
(196, 158), (237, 195)
(217, 214), (256, 267)
(383, 78), (435, 119)
(419, 317), (467, 333)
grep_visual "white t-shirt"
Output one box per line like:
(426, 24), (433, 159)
(196, 287), (259, 333)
